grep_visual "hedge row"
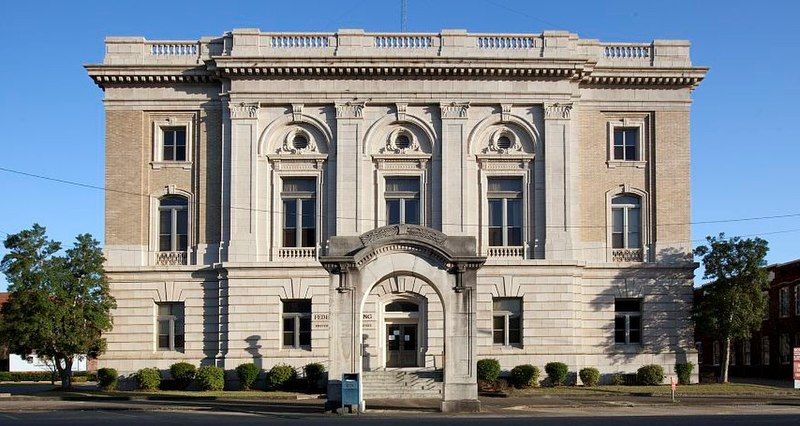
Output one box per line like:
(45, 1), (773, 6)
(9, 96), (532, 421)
(477, 359), (693, 387)
(128, 362), (327, 392)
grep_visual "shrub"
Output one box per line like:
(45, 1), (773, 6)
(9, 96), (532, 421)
(195, 366), (225, 391)
(0, 371), (57, 382)
(303, 363), (326, 391)
(97, 368), (119, 391)
(135, 368), (161, 391)
(265, 364), (297, 391)
(495, 378), (511, 392)
(476, 359), (501, 383)
(579, 367), (600, 387)
(509, 364), (540, 388)
(610, 373), (625, 386)
(169, 362), (197, 390)
(674, 362), (694, 385)
(544, 362), (569, 386)
(637, 364), (665, 386)
(235, 363), (260, 390)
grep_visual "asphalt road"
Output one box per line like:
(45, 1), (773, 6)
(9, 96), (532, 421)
(1, 410), (799, 425)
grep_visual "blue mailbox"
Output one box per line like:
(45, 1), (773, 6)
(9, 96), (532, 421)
(341, 373), (361, 409)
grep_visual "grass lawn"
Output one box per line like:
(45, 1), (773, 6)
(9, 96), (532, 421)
(511, 383), (800, 397)
(1, 384), (318, 400)
(95, 389), (314, 399)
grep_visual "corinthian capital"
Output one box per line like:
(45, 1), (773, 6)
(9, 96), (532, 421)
(230, 102), (259, 119)
(440, 102), (470, 119)
(335, 101), (365, 119)
(544, 102), (573, 120)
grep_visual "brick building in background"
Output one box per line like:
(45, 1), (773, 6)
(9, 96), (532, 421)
(696, 259), (800, 381)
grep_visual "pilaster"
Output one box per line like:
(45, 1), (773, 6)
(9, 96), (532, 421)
(335, 102), (365, 235)
(439, 102), (470, 235)
(543, 102), (577, 260)
(226, 101), (260, 262)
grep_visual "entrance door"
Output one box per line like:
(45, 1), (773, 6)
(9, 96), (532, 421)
(386, 323), (418, 367)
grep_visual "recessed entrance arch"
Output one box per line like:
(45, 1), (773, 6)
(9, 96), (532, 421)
(362, 275), (445, 370)
(320, 224), (485, 413)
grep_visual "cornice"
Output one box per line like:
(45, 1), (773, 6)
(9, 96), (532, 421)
(581, 66), (708, 88)
(85, 64), (215, 89)
(85, 60), (707, 90)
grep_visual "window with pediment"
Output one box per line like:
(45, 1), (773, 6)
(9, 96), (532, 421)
(475, 121), (536, 260)
(370, 118), (433, 229)
(264, 115), (331, 262)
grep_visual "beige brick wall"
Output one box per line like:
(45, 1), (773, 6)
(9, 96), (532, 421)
(578, 107), (692, 258)
(105, 110), (145, 246)
(105, 106), (222, 250)
(654, 110), (692, 245)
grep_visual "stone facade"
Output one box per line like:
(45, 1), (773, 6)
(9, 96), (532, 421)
(86, 28), (707, 411)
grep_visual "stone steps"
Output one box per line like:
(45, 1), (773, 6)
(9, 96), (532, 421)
(362, 370), (443, 399)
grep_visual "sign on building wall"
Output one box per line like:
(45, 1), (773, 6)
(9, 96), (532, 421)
(794, 347), (800, 389)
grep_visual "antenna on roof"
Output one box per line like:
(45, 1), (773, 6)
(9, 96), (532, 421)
(400, 0), (408, 32)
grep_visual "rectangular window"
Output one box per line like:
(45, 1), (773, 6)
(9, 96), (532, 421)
(162, 127), (187, 162)
(712, 341), (720, 366)
(743, 340), (751, 366)
(779, 287), (790, 317)
(614, 298), (642, 345)
(282, 299), (311, 349)
(385, 177), (420, 225)
(779, 334), (791, 364)
(492, 298), (522, 346)
(613, 127), (638, 161)
(761, 336), (770, 366)
(611, 195), (642, 250)
(730, 344), (737, 366)
(157, 302), (185, 352)
(282, 178), (316, 248)
(487, 178), (523, 247)
(158, 197), (188, 252)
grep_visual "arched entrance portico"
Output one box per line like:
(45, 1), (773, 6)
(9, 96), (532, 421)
(362, 274), (444, 370)
(320, 225), (485, 413)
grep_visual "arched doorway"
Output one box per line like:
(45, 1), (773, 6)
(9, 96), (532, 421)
(361, 275), (445, 370)
(320, 224), (485, 413)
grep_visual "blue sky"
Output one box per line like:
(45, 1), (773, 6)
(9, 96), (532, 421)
(1, 0), (798, 290)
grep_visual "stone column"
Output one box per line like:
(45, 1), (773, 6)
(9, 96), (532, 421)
(335, 102), (365, 236)
(441, 264), (480, 413)
(543, 103), (576, 260)
(324, 265), (361, 411)
(225, 101), (259, 262)
(439, 102), (470, 235)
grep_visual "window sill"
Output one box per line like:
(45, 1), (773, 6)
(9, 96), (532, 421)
(151, 161), (192, 170)
(282, 346), (312, 352)
(613, 343), (643, 353)
(491, 344), (524, 350)
(606, 160), (646, 169)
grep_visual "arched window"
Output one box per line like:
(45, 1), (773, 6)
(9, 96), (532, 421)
(611, 194), (641, 249)
(385, 301), (419, 312)
(159, 196), (188, 252)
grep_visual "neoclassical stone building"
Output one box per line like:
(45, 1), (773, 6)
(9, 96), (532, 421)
(86, 28), (706, 411)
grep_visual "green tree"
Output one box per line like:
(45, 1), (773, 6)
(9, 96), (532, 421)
(0, 224), (116, 389)
(693, 233), (769, 383)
